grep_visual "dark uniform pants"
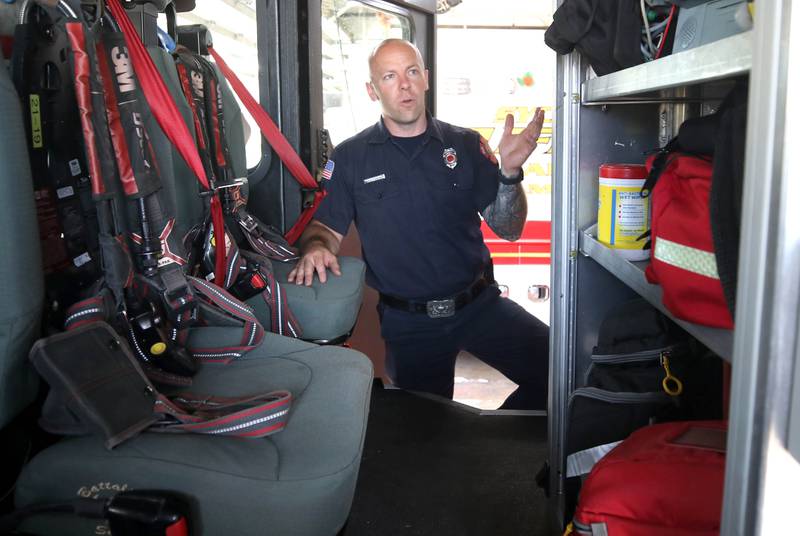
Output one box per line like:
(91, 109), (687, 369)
(379, 286), (549, 410)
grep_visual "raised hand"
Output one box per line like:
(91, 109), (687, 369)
(497, 107), (545, 176)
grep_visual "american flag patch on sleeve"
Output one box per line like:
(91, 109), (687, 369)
(321, 159), (335, 180)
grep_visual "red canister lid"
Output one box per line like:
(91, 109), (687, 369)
(599, 163), (648, 179)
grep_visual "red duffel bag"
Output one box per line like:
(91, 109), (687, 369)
(644, 151), (734, 329)
(572, 420), (727, 536)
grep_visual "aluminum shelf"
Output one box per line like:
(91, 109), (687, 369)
(580, 225), (733, 361)
(582, 31), (752, 103)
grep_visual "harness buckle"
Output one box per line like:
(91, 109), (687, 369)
(238, 212), (259, 234)
(426, 299), (455, 318)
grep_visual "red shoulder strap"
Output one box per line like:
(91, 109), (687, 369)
(208, 46), (326, 244)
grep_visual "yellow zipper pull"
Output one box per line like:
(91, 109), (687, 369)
(660, 352), (684, 396)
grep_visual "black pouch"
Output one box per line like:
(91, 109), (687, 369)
(29, 322), (159, 449)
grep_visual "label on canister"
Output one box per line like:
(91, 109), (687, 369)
(597, 164), (650, 261)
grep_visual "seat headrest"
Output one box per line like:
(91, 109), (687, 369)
(176, 24), (212, 55)
(174, 0), (195, 12)
(124, 0), (172, 11)
(121, 0), (194, 13)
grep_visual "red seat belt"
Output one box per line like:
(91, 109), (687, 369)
(208, 46), (326, 245)
(107, 0), (227, 287)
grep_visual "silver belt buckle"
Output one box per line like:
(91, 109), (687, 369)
(426, 299), (455, 318)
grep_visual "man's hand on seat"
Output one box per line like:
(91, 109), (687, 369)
(288, 244), (342, 285)
(288, 220), (344, 286)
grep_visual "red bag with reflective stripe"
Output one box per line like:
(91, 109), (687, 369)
(644, 154), (734, 329)
(572, 420), (726, 536)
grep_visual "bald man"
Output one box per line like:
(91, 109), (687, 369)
(288, 39), (548, 409)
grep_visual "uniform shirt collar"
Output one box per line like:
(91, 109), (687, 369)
(367, 111), (444, 144)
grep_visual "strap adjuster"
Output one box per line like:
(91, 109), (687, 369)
(216, 177), (247, 190)
(237, 211), (259, 234)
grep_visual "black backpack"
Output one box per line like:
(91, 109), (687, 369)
(545, 0), (643, 76)
(710, 82), (748, 316)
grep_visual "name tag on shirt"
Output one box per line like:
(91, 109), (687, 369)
(363, 173), (386, 184)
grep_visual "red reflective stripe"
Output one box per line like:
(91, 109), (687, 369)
(95, 41), (138, 196)
(107, 0), (225, 286)
(65, 23), (105, 196)
(208, 47), (316, 189)
(208, 80), (227, 168)
(176, 63), (208, 151)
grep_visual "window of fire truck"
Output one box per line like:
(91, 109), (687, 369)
(321, 1), (413, 146)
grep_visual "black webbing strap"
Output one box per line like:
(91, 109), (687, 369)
(31, 321), (291, 446)
(64, 275), (267, 368)
(199, 228), (302, 338)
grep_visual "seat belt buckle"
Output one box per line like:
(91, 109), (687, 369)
(426, 299), (456, 318)
(106, 489), (193, 536)
(229, 261), (268, 301)
(157, 266), (197, 324)
(129, 308), (197, 377)
(237, 211), (259, 234)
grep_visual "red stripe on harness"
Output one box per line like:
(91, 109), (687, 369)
(208, 80), (227, 169)
(94, 40), (138, 196)
(176, 62), (208, 151)
(65, 23), (106, 196)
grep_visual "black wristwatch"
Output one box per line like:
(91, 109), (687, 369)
(498, 168), (524, 185)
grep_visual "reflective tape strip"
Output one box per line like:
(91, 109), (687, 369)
(654, 237), (720, 279)
(566, 441), (622, 478)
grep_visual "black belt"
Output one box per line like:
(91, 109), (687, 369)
(379, 278), (490, 318)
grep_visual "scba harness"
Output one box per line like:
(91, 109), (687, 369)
(13, 0), (291, 442)
(170, 31), (302, 337)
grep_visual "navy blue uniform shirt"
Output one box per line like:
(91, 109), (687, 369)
(314, 114), (505, 301)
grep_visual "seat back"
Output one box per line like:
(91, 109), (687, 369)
(145, 45), (205, 241)
(0, 48), (44, 428)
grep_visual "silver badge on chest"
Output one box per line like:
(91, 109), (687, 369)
(443, 147), (458, 169)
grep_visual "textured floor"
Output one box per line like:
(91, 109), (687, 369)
(344, 382), (554, 536)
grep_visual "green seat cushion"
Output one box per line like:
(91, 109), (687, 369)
(16, 330), (373, 536)
(254, 256), (365, 342)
